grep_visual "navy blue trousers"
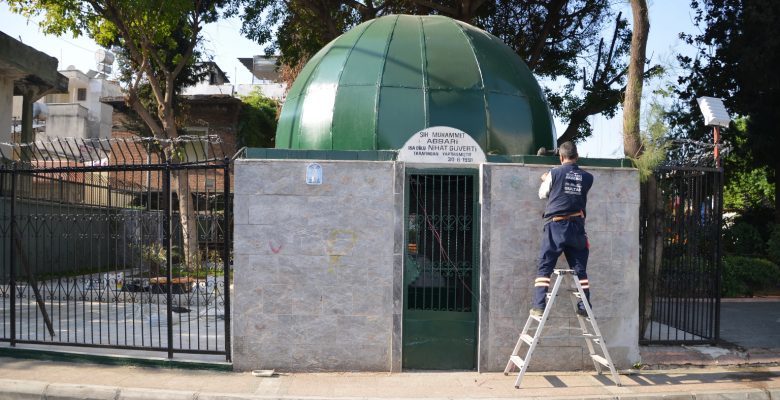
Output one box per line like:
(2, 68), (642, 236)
(532, 218), (590, 310)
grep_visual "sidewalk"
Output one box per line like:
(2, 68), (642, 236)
(1, 350), (780, 400)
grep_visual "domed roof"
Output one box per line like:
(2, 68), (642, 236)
(275, 14), (555, 155)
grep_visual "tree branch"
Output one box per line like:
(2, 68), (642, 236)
(527, 0), (567, 71)
(411, 0), (459, 17)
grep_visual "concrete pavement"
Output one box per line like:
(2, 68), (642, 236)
(1, 355), (780, 400)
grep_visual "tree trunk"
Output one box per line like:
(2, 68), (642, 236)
(172, 169), (200, 270)
(623, 0), (649, 158)
(159, 106), (201, 272)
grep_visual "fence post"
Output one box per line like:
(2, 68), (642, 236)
(9, 170), (16, 347)
(714, 169), (724, 342)
(163, 162), (173, 359)
(222, 158), (231, 362)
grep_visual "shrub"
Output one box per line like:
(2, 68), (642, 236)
(723, 222), (765, 256)
(766, 224), (780, 265)
(721, 256), (780, 297)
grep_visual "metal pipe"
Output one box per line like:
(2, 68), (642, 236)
(163, 163), (173, 359)
(222, 158), (232, 362)
(9, 170), (16, 347)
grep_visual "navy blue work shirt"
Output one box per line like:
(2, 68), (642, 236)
(540, 163), (594, 219)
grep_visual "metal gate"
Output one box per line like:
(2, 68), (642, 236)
(639, 166), (723, 344)
(0, 137), (231, 360)
(403, 171), (479, 369)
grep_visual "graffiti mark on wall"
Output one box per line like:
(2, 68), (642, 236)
(326, 229), (357, 272)
(269, 239), (282, 254)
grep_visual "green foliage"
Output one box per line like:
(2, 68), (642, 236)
(724, 167), (775, 211)
(631, 102), (670, 182)
(721, 256), (780, 297)
(238, 89), (278, 148)
(766, 225), (780, 265)
(723, 222), (764, 256)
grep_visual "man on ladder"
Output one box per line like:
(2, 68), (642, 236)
(505, 142), (620, 388)
(533, 141), (593, 318)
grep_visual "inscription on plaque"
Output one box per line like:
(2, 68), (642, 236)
(397, 126), (486, 164)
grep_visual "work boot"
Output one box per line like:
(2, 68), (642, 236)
(530, 307), (544, 317)
(576, 307), (588, 317)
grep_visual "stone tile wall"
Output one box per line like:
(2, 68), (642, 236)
(479, 164), (640, 371)
(233, 160), (639, 372)
(232, 159), (403, 371)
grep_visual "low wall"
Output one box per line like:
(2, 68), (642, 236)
(478, 164), (640, 371)
(232, 160), (402, 371)
(232, 159), (639, 372)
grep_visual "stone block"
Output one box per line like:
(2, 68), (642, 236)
(611, 229), (640, 266)
(321, 285), (353, 315)
(585, 203), (608, 232)
(525, 346), (584, 371)
(353, 284), (393, 316)
(118, 388), (196, 400)
(233, 253), (280, 285)
(618, 394), (693, 400)
(292, 284), (324, 315)
(392, 313), (403, 372)
(45, 383), (119, 400)
(606, 202), (640, 234)
(0, 379), (48, 400)
(260, 284), (293, 315)
(692, 390), (770, 400)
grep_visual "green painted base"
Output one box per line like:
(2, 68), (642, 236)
(402, 310), (476, 370)
(0, 346), (232, 371)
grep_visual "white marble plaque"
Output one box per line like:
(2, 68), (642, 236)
(397, 126), (486, 164)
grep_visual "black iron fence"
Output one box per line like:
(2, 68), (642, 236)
(0, 137), (232, 360)
(640, 165), (723, 344)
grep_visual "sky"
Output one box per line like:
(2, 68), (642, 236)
(0, 1), (699, 158)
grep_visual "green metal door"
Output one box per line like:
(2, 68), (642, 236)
(403, 171), (479, 370)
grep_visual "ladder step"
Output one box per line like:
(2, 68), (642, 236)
(529, 314), (542, 322)
(591, 354), (610, 367)
(520, 334), (534, 345)
(583, 333), (601, 344)
(510, 355), (525, 368)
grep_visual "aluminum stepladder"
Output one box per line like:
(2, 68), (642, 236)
(503, 269), (622, 388)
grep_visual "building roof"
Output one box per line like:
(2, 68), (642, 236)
(275, 14), (555, 155)
(238, 56), (279, 82)
(0, 31), (68, 96)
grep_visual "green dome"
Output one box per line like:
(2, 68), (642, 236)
(275, 14), (555, 155)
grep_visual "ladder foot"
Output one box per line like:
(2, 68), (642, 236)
(514, 386), (520, 389)
(503, 373), (508, 376)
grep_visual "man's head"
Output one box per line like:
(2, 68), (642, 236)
(558, 141), (578, 164)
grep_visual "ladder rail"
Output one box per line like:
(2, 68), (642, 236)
(571, 277), (622, 386)
(567, 284), (602, 374)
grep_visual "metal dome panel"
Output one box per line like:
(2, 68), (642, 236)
(275, 14), (556, 155)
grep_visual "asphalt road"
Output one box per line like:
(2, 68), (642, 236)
(720, 300), (780, 348)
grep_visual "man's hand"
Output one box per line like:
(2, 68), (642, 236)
(538, 170), (552, 199)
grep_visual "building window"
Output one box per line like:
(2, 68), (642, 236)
(77, 88), (87, 101)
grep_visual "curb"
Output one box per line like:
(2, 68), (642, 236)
(2, 379), (780, 400)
